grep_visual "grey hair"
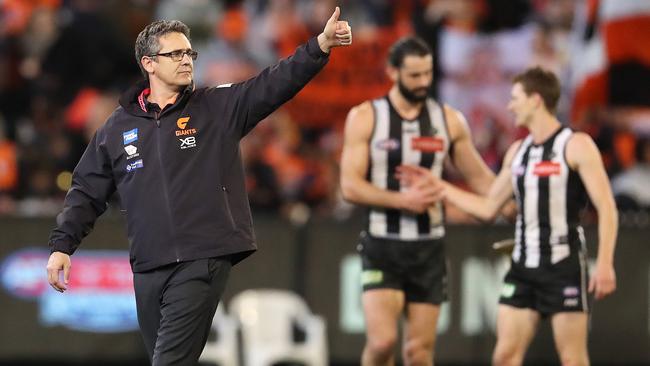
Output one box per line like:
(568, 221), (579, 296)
(134, 20), (191, 79)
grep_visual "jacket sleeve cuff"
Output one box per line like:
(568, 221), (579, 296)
(306, 37), (330, 60)
(49, 241), (74, 255)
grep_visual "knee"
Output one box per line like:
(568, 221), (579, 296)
(366, 335), (398, 361)
(403, 338), (434, 366)
(492, 345), (523, 366)
(558, 353), (589, 366)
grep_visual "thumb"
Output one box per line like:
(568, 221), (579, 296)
(328, 6), (340, 24)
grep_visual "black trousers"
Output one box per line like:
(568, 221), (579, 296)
(133, 257), (232, 365)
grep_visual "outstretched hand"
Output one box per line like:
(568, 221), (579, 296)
(396, 165), (442, 190)
(318, 7), (352, 53)
(395, 165), (445, 214)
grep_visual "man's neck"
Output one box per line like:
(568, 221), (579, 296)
(147, 79), (182, 109)
(388, 87), (424, 120)
(529, 111), (561, 144)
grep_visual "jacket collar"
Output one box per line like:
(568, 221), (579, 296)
(119, 79), (193, 118)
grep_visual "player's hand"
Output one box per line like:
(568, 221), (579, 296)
(395, 165), (444, 213)
(317, 7), (352, 53)
(395, 165), (444, 190)
(400, 185), (441, 213)
(589, 262), (616, 300)
(46, 251), (71, 292)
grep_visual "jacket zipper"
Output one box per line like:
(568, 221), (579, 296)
(154, 115), (180, 262)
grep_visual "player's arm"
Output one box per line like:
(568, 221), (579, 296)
(445, 105), (517, 218)
(566, 132), (618, 300)
(441, 140), (521, 221)
(340, 102), (437, 213)
(214, 7), (350, 138)
(445, 106), (495, 194)
(47, 126), (116, 292)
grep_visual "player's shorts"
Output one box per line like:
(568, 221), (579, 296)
(499, 251), (591, 317)
(357, 231), (448, 304)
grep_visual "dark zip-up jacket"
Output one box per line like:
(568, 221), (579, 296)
(49, 37), (329, 272)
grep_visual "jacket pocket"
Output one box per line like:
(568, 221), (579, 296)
(221, 186), (237, 230)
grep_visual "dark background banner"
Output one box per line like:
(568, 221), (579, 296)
(0, 215), (647, 364)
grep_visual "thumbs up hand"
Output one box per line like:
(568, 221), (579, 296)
(317, 7), (352, 53)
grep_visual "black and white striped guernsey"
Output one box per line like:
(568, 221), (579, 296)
(367, 96), (450, 241)
(510, 127), (589, 268)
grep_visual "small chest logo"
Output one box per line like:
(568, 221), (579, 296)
(514, 165), (526, 177)
(533, 161), (561, 177)
(123, 128), (138, 145)
(411, 137), (444, 152)
(124, 145), (139, 160)
(125, 159), (143, 172)
(375, 138), (400, 151)
(179, 136), (197, 149)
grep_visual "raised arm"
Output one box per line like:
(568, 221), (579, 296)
(209, 7), (352, 138)
(566, 132), (618, 300)
(340, 103), (439, 213)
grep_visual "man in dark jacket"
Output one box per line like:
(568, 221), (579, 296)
(46, 8), (352, 365)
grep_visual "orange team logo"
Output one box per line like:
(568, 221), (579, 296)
(175, 117), (197, 136)
(177, 117), (190, 129)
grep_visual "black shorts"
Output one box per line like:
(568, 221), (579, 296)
(357, 231), (448, 304)
(499, 252), (591, 317)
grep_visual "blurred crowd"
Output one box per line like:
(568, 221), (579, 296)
(1, 0), (649, 224)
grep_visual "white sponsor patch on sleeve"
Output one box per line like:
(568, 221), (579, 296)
(216, 83), (233, 88)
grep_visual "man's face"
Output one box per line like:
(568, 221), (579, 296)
(146, 32), (194, 88)
(508, 82), (536, 127)
(394, 54), (433, 103)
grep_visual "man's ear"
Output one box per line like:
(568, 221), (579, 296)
(532, 93), (544, 109)
(141, 56), (155, 75)
(386, 65), (398, 83)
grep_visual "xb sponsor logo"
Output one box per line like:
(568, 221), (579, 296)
(179, 136), (197, 149)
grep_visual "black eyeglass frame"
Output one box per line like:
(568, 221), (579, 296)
(150, 49), (198, 62)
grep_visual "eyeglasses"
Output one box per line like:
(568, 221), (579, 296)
(150, 49), (198, 62)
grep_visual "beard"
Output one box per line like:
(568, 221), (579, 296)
(398, 79), (429, 103)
